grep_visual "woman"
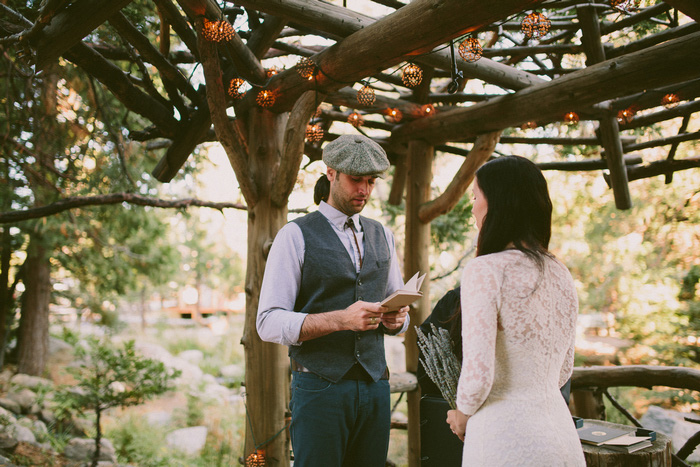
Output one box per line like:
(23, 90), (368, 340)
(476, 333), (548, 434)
(447, 156), (585, 466)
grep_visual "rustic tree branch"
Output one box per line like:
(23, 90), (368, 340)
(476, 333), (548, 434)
(419, 130), (501, 223)
(0, 193), (248, 224)
(571, 365), (700, 392)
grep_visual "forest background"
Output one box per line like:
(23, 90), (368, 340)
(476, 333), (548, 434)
(1, 0), (699, 464)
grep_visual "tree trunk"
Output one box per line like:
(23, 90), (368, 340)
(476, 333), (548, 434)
(242, 107), (290, 466)
(17, 238), (51, 375)
(404, 140), (434, 467)
(17, 62), (59, 376)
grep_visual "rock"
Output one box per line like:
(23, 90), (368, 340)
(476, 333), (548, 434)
(177, 349), (204, 364)
(165, 426), (208, 455)
(0, 432), (19, 452)
(0, 398), (21, 416)
(640, 405), (700, 461)
(63, 437), (116, 463)
(144, 411), (172, 427)
(5, 388), (37, 414)
(134, 342), (203, 385)
(672, 417), (700, 463)
(9, 374), (53, 390)
(7, 423), (36, 444)
(219, 364), (244, 380)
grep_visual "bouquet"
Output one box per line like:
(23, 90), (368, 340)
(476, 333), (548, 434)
(415, 323), (460, 409)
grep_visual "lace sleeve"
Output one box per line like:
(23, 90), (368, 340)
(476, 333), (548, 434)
(456, 258), (501, 416)
(559, 334), (575, 388)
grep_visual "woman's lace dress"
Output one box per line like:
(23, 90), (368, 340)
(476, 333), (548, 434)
(457, 250), (585, 466)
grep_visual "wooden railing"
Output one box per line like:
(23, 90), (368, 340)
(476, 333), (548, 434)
(571, 365), (700, 467)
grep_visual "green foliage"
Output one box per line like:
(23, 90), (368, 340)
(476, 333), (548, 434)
(106, 414), (171, 466)
(54, 335), (181, 464)
(55, 336), (181, 416)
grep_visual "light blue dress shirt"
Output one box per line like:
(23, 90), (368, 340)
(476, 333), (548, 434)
(257, 201), (409, 346)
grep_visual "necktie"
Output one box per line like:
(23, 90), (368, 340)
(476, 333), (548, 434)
(344, 217), (363, 269)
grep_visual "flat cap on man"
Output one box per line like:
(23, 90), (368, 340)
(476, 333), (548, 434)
(322, 134), (390, 177)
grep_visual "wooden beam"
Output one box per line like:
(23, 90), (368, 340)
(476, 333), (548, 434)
(419, 131), (501, 223)
(196, 17), (258, 206)
(623, 130), (700, 153)
(612, 78), (700, 112)
(620, 99), (700, 130)
(538, 154), (643, 171)
(626, 156), (700, 182)
(391, 31), (700, 145)
(578, 0), (631, 209)
(246, 14), (287, 60)
(660, 0), (700, 23)
(482, 43), (584, 57)
(606, 21), (700, 59)
(571, 365), (700, 392)
(63, 43), (181, 137)
(152, 105), (212, 182)
(233, 0), (543, 113)
(599, 2), (673, 35)
(29, 0), (133, 70)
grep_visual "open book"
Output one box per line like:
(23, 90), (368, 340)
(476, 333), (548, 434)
(380, 272), (426, 311)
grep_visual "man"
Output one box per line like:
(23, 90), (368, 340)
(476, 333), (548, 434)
(257, 134), (410, 466)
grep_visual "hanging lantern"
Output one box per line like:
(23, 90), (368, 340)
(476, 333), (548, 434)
(616, 107), (636, 124)
(458, 37), (483, 63)
(520, 121), (537, 130)
(256, 89), (276, 108)
(357, 84), (376, 106)
(348, 111), (364, 128)
(521, 12), (551, 38)
(661, 93), (681, 109)
(202, 18), (235, 42)
(385, 108), (402, 123)
(296, 57), (316, 80)
(306, 123), (324, 143)
(266, 67), (280, 77)
(564, 111), (579, 125)
(421, 104), (435, 117)
(245, 449), (266, 467)
(402, 63), (423, 88)
(227, 78), (246, 99)
(610, 0), (640, 9)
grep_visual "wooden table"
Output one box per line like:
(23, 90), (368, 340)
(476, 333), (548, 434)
(580, 419), (672, 466)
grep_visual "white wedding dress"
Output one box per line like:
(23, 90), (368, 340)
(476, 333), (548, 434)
(457, 250), (586, 466)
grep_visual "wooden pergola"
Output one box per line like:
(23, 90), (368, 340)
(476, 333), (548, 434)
(3, 0), (700, 465)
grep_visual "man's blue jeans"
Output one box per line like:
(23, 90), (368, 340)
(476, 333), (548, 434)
(290, 371), (391, 467)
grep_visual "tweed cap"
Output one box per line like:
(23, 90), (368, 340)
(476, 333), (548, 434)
(322, 134), (389, 177)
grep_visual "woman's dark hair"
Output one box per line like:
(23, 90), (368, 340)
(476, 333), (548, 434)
(313, 174), (330, 205)
(475, 155), (552, 268)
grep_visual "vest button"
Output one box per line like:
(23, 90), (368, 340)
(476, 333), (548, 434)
(358, 279), (363, 285)
(355, 351), (360, 357)
(358, 296), (363, 300)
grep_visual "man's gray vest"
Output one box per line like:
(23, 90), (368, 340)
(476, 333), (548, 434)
(290, 211), (391, 382)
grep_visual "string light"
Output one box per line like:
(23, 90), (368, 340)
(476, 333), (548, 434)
(348, 111), (364, 128)
(458, 37), (483, 63)
(421, 104), (435, 117)
(202, 18), (235, 42)
(521, 12), (551, 38)
(256, 89), (276, 108)
(357, 84), (376, 106)
(616, 107), (636, 124)
(305, 123), (324, 142)
(266, 67), (280, 77)
(564, 111), (579, 125)
(521, 121), (537, 130)
(227, 78), (246, 99)
(402, 63), (423, 88)
(245, 449), (266, 467)
(661, 93), (681, 109)
(385, 108), (402, 123)
(296, 57), (316, 80)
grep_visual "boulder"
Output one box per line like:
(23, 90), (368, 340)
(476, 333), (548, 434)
(165, 426), (208, 455)
(63, 437), (116, 463)
(9, 374), (53, 390)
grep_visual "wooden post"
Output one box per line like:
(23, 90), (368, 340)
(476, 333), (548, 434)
(242, 107), (291, 466)
(578, 1), (632, 209)
(404, 139), (434, 467)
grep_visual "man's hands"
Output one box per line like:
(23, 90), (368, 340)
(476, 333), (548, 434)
(299, 301), (409, 341)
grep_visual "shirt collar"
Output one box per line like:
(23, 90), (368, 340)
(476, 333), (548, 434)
(319, 201), (362, 231)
